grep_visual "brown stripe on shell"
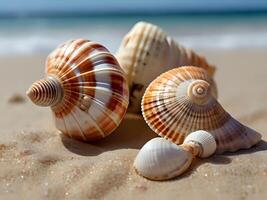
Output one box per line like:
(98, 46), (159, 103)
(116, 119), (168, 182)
(52, 51), (123, 118)
(56, 42), (97, 80)
(46, 39), (88, 75)
(48, 40), (121, 117)
(58, 44), (109, 81)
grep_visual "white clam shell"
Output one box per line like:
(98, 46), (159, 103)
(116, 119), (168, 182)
(184, 130), (217, 158)
(134, 137), (193, 180)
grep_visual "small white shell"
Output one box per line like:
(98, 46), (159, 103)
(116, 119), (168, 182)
(134, 137), (193, 180)
(183, 130), (217, 158)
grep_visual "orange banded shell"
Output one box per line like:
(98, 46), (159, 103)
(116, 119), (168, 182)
(116, 21), (216, 113)
(27, 39), (129, 141)
(141, 66), (261, 153)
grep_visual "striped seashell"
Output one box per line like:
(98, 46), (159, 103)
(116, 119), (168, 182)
(134, 131), (216, 180)
(27, 39), (129, 141)
(116, 21), (215, 114)
(141, 66), (261, 153)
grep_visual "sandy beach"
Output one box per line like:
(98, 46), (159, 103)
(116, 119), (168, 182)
(0, 49), (267, 200)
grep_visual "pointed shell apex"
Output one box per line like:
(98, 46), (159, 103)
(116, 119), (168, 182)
(187, 80), (212, 105)
(184, 130), (217, 158)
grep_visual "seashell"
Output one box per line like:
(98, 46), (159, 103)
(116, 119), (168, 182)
(134, 137), (193, 181)
(141, 66), (261, 154)
(116, 21), (215, 113)
(134, 131), (216, 180)
(27, 39), (129, 141)
(183, 130), (217, 158)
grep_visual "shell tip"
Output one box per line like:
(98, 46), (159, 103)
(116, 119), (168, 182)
(26, 78), (63, 107)
(26, 85), (36, 103)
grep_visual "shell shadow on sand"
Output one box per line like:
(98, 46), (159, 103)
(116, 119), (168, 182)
(170, 140), (267, 181)
(61, 112), (267, 180)
(61, 113), (156, 156)
(174, 155), (232, 180)
(224, 140), (267, 156)
(60, 108), (267, 180)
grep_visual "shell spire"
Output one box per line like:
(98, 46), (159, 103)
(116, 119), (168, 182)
(141, 66), (261, 153)
(27, 39), (129, 142)
(27, 77), (63, 107)
(116, 21), (216, 113)
(187, 80), (212, 105)
(182, 130), (217, 158)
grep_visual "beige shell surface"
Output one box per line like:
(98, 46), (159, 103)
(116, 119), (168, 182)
(141, 66), (261, 153)
(134, 137), (193, 181)
(27, 39), (129, 141)
(116, 21), (215, 113)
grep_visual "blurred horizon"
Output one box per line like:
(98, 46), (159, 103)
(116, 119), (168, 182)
(0, 0), (267, 56)
(1, 0), (267, 18)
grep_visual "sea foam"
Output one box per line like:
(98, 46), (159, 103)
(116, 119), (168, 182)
(0, 25), (267, 55)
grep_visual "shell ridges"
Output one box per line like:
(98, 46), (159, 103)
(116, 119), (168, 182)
(116, 21), (216, 113)
(183, 130), (217, 158)
(134, 137), (193, 180)
(27, 39), (129, 141)
(141, 66), (261, 153)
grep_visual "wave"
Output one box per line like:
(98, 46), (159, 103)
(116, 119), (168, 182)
(176, 32), (267, 50)
(0, 30), (267, 56)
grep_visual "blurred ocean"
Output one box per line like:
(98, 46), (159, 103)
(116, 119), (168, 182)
(0, 13), (267, 55)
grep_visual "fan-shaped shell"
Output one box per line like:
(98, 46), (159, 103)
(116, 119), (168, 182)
(116, 21), (215, 113)
(134, 137), (193, 180)
(27, 39), (129, 141)
(141, 66), (261, 153)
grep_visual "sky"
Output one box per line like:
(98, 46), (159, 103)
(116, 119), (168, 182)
(1, 0), (267, 16)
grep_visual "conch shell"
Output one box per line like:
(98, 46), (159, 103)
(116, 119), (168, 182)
(134, 130), (217, 180)
(141, 66), (261, 153)
(116, 21), (215, 113)
(27, 39), (129, 141)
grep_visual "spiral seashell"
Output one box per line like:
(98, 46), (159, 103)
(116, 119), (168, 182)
(27, 39), (129, 141)
(141, 66), (261, 153)
(116, 21), (215, 113)
(134, 131), (216, 180)
(183, 130), (216, 158)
